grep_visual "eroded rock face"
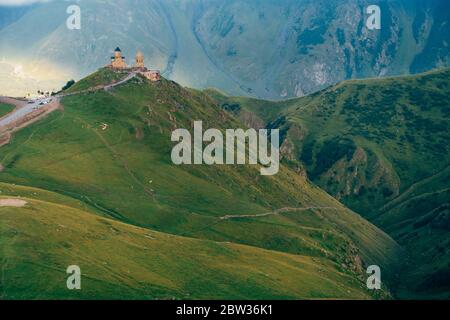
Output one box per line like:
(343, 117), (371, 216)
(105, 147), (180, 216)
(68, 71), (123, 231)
(313, 145), (400, 214)
(237, 110), (265, 130)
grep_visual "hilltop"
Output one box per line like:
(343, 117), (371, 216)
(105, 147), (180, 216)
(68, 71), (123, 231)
(0, 68), (400, 299)
(213, 68), (450, 298)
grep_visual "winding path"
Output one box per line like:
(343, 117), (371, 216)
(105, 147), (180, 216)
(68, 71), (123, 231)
(219, 206), (337, 220)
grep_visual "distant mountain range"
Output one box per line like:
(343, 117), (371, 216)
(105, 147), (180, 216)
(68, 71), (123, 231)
(0, 0), (449, 98)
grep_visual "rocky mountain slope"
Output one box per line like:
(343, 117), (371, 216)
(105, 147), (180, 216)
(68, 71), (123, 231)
(0, 0), (449, 98)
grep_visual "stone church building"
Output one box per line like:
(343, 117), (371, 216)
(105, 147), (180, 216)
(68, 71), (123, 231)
(109, 47), (161, 81)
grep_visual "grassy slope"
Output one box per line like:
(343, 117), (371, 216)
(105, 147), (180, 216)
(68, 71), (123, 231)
(0, 185), (376, 300)
(64, 68), (128, 93)
(373, 167), (450, 299)
(0, 69), (399, 299)
(214, 68), (450, 298)
(0, 103), (15, 118)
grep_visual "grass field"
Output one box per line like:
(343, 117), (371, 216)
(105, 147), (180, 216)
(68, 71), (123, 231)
(65, 68), (129, 93)
(0, 183), (383, 300)
(0, 69), (401, 299)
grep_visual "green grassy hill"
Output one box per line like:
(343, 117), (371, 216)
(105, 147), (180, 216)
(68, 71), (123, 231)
(0, 184), (380, 300)
(64, 68), (128, 93)
(214, 68), (450, 299)
(0, 69), (400, 299)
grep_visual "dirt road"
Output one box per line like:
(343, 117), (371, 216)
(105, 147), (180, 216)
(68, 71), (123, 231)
(219, 206), (337, 220)
(0, 72), (137, 149)
(0, 96), (61, 148)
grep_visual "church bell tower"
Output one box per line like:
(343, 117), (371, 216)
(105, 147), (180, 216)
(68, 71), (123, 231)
(135, 50), (145, 69)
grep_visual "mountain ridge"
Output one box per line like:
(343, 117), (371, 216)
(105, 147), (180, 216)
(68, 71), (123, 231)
(0, 0), (449, 98)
